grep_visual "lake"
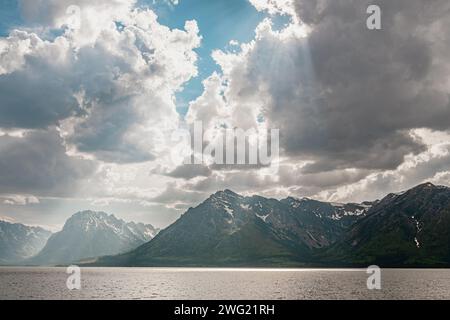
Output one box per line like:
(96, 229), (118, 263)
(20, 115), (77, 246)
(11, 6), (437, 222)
(1, 267), (450, 300)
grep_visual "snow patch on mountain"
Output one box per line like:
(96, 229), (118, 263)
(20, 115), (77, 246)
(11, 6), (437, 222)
(224, 205), (234, 218)
(411, 216), (422, 248)
(240, 204), (250, 210)
(256, 213), (270, 222)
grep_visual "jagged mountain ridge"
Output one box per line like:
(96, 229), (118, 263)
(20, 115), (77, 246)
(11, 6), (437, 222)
(29, 211), (159, 265)
(323, 182), (450, 266)
(92, 190), (371, 267)
(0, 221), (52, 265)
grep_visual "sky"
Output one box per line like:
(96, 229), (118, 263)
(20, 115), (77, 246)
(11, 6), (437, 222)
(0, 0), (450, 231)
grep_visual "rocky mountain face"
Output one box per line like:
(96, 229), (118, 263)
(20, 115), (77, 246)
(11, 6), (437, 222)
(0, 221), (52, 265)
(29, 211), (159, 265)
(324, 183), (450, 267)
(93, 190), (371, 267)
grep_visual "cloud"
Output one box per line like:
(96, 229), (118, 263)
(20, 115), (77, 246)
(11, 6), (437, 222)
(1, 3), (201, 164)
(161, 0), (180, 6)
(186, 73), (228, 131)
(196, 0), (450, 175)
(249, 0), (297, 18)
(0, 215), (16, 223)
(150, 182), (207, 207)
(0, 129), (96, 196)
(0, 31), (82, 128)
(320, 130), (450, 202)
(431, 171), (450, 186)
(185, 170), (276, 194)
(2, 195), (40, 206)
(278, 165), (371, 189)
(17, 0), (135, 29)
(155, 164), (212, 180)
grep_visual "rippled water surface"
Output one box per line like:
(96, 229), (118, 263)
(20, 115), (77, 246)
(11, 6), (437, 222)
(1, 267), (450, 300)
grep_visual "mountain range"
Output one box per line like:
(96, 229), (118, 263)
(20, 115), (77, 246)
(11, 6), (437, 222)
(0, 211), (159, 266)
(0, 221), (52, 265)
(92, 183), (450, 267)
(29, 211), (159, 266)
(2, 182), (450, 267)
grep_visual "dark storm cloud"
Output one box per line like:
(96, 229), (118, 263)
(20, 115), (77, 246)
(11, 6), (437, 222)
(165, 164), (212, 180)
(0, 71), (81, 129)
(255, 0), (450, 172)
(69, 96), (156, 164)
(0, 130), (96, 196)
(150, 183), (207, 206)
(278, 165), (372, 189)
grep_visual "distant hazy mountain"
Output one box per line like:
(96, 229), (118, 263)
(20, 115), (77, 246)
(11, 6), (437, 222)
(0, 221), (52, 265)
(324, 183), (450, 267)
(93, 190), (370, 267)
(29, 211), (159, 265)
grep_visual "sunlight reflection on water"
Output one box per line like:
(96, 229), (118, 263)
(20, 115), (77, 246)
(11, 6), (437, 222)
(1, 267), (449, 300)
